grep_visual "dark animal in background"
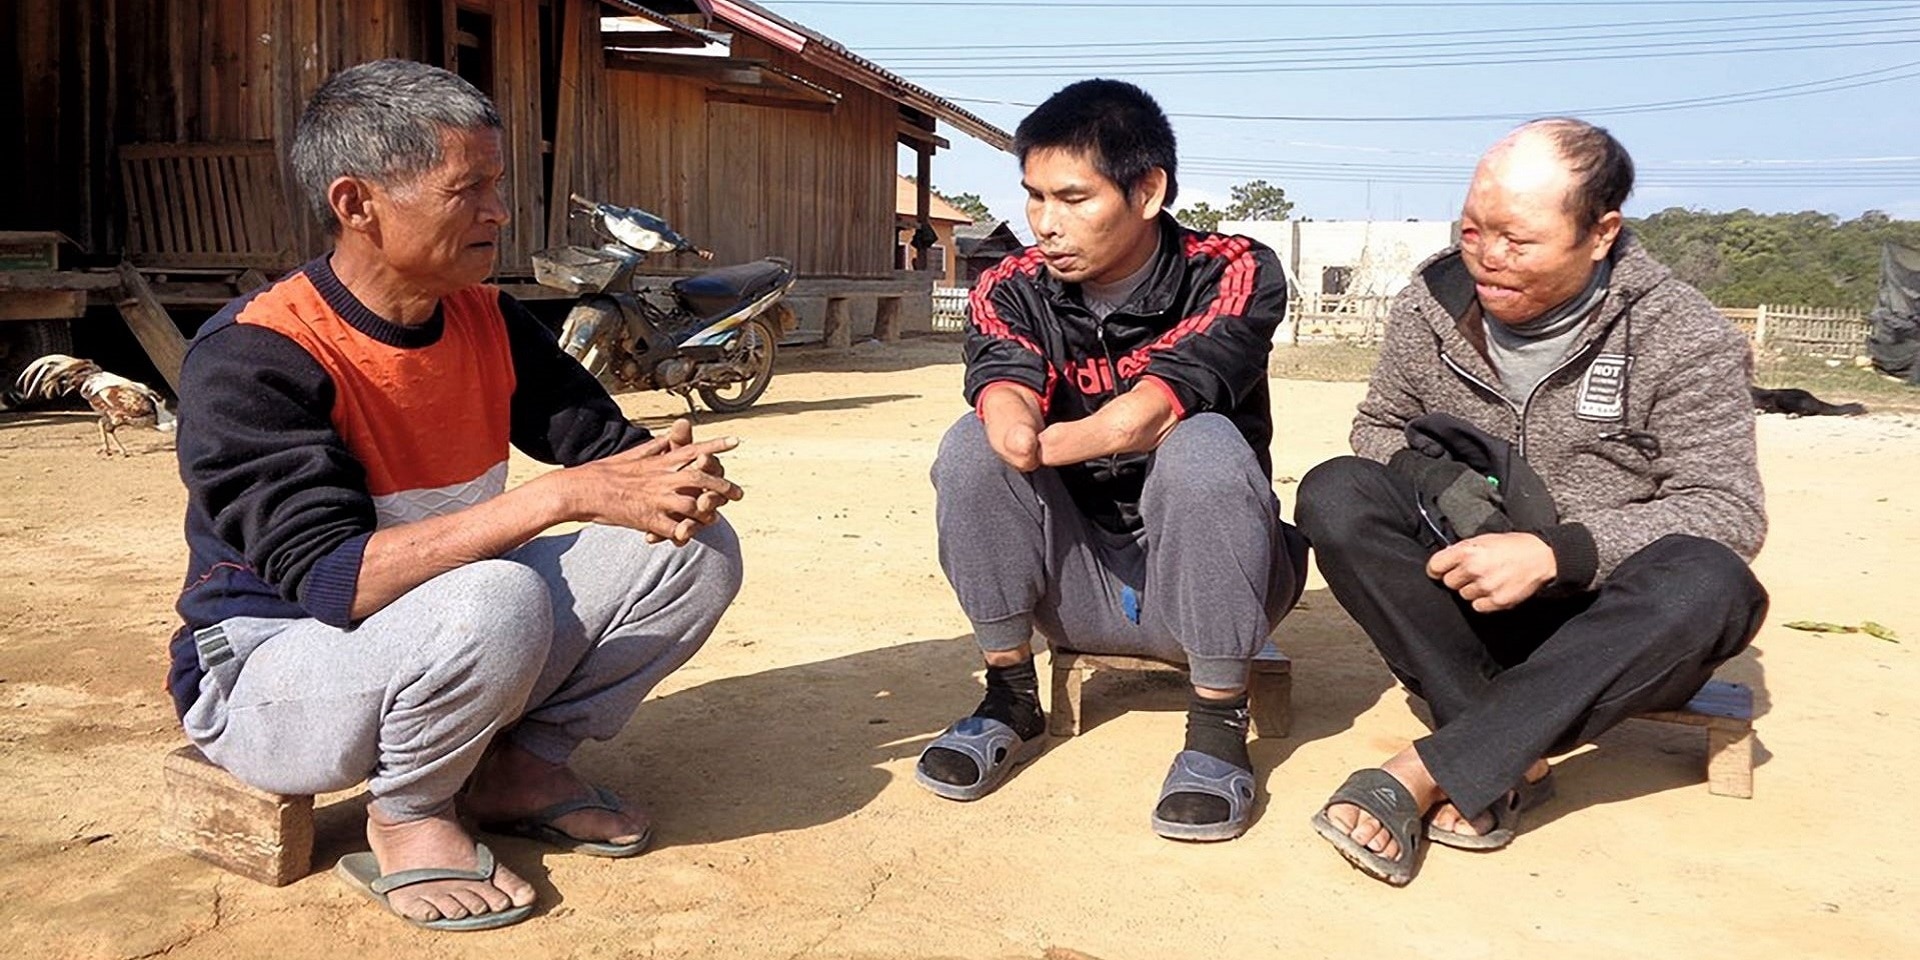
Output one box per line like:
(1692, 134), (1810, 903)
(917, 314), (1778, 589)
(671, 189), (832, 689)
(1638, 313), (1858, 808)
(1750, 386), (1866, 418)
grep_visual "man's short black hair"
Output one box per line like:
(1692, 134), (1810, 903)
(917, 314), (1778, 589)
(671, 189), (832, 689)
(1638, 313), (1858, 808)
(1523, 117), (1634, 237)
(1014, 79), (1179, 207)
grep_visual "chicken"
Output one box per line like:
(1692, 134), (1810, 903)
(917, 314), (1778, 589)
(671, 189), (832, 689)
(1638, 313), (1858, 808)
(13, 354), (175, 456)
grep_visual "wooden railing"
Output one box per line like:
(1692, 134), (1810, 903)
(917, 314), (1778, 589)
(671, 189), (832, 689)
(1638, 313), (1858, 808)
(120, 141), (297, 270)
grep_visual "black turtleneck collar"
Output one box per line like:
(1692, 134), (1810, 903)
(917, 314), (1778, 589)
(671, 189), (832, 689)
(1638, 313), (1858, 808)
(304, 255), (446, 349)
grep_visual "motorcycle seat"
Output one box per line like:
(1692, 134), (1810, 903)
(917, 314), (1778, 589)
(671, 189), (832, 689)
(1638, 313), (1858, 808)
(673, 259), (792, 318)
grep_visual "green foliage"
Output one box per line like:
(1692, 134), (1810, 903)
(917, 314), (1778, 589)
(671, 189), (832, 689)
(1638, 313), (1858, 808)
(1175, 179), (1295, 233)
(1175, 201), (1224, 232)
(942, 191), (994, 224)
(1225, 179), (1294, 222)
(1629, 208), (1920, 310)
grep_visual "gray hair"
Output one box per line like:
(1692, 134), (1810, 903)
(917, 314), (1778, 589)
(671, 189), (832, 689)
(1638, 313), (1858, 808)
(289, 59), (502, 232)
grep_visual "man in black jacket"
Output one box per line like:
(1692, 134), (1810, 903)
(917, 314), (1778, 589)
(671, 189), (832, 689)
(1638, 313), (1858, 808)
(915, 79), (1307, 842)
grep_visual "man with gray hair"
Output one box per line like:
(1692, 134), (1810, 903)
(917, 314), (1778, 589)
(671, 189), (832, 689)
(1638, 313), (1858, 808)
(1296, 118), (1768, 886)
(169, 59), (744, 930)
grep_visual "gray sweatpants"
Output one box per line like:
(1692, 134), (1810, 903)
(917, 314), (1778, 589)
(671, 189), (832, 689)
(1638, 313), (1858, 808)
(932, 413), (1308, 691)
(180, 521), (742, 821)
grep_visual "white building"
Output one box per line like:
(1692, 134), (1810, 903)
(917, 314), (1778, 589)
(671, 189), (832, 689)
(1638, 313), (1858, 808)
(1224, 219), (1458, 302)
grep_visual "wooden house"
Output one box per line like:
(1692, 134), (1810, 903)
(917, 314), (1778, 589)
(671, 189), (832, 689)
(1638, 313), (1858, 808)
(893, 176), (972, 286)
(0, 0), (1010, 382)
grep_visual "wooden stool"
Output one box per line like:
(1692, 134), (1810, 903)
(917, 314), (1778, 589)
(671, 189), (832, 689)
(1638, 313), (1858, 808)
(161, 745), (315, 886)
(1636, 679), (1756, 798)
(1048, 643), (1292, 739)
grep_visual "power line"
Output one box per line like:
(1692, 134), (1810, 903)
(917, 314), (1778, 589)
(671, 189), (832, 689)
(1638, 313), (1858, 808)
(852, 7), (1917, 52)
(876, 11), (1920, 63)
(897, 29), (1920, 77)
(940, 58), (1920, 122)
(768, 0), (1912, 6)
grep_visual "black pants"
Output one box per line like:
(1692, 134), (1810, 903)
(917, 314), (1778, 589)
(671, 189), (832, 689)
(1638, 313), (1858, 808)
(1296, 456), (1768, 819)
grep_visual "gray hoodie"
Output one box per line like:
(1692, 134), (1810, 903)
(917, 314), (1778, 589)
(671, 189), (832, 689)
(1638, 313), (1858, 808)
(1352, 233), (1766, 589)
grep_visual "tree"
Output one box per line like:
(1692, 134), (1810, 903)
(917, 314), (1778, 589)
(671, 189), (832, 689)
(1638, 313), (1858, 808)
(1630, 206), (1920, 310)
(942, 191), (995, 224)
(902, 175), (997, 224)
(1174, 201), (1223, 232)
(1225, 179), (1294, 222)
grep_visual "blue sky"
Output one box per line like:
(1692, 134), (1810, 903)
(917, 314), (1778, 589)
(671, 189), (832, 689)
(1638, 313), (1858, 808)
(758, 0), (1920, 237)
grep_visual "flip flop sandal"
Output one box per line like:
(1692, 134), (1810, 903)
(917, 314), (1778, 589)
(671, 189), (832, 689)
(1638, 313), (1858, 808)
(477, 785), (652, 858)
(1149, 750), (1258, 842)
(335, 841), (535, 932)
(1310, 769), (1426, 887)
(913, 716), (1036, 802)
(1426, 769), (1557, 851)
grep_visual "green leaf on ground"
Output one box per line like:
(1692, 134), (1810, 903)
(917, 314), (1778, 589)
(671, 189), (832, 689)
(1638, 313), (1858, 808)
(1784, 621), (1858, 633)
(1784, 620), (1899, 643)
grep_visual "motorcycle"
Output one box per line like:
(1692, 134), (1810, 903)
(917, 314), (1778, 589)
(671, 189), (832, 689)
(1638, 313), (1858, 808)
(533, 193), (797, 413)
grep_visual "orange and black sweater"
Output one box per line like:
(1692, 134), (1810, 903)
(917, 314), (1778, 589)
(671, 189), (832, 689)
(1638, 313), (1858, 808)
(168, 256), (647, 718)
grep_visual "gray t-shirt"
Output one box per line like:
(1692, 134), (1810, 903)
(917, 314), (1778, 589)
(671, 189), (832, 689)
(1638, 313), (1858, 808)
(1079, 239), (1161, 320)
(1484, 259), (1612, 407)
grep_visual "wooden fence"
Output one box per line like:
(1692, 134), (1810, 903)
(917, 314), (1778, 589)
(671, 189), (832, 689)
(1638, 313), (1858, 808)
(1719, 305), (1868, 357)
(934, 286), (1872, 359)
(1274, 296), (1871, 358)
(932, 285), (968, 332)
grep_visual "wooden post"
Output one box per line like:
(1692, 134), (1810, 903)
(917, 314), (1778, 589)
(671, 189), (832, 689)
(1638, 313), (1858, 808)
(823, 296), (851, 348)
(115, 263), (187, 392)
(873, 296), (902, 342)
(161, 746), (315, 886)
(1753, 303), (1769, 350)
(1048, 654), (1085, 737)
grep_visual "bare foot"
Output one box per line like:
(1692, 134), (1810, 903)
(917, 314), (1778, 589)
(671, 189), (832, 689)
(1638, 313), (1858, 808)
(1429, 759), (1551, 839)
(1322, 748), (1444, 864)
(365, 806), (535, 923)
(461, 740), (649, 847)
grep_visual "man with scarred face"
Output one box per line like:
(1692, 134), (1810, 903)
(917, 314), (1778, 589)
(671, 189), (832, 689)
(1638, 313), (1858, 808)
(1298, 119), (1769, 886)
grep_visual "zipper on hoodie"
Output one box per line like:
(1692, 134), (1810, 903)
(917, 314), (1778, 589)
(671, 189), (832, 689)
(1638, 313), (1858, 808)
(1514, 336), (1606, 459)
(1442, 330), (1609, 460)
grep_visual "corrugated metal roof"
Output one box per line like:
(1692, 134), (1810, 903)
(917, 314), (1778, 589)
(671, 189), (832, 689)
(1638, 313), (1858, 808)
(703, 0), (1013, 152)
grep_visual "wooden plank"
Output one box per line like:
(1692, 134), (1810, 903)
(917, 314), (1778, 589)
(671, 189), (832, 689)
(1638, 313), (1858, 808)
(0, 291), (89, 321)
(545, 0), (585, 253)
(114, 262), (188, 391)
(0, 270), (126, 293)
(161, 746), (314, 887)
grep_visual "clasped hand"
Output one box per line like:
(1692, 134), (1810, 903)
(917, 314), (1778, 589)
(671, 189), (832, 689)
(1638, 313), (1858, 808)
(567, 418), (743, 545)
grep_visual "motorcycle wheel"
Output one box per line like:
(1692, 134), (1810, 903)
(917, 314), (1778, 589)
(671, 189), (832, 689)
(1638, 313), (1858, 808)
(697, 316), (778, 413)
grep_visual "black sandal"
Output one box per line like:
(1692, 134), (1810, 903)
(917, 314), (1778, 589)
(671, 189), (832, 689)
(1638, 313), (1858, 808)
(1426, 769), (1557, 851)
(1310, 769), (1425, 886)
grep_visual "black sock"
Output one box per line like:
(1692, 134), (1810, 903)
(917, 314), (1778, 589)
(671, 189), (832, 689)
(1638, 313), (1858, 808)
(1156, 691), (1252, 826)
(919, 659), (1045, 787)
(1183, 690), (1252, 770)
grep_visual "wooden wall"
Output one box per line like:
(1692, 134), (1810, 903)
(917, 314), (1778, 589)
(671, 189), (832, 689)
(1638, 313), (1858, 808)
(3, 0), (548, 273)
(581, 30), (900, 278)
(5, 0), (904, 279)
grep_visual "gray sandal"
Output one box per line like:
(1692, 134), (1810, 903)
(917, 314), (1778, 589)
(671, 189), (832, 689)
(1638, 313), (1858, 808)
(1426, 769), (1557, 851)
(1149, 750), (1258, 842)
(1311, 769), (1425, 886)
(477, 785), (651, 858)
(914, 716), (1036, 801)
(335, 841), (535, 932)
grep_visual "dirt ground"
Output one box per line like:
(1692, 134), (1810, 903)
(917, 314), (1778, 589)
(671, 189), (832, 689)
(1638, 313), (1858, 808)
(1, 335), (1914, 959)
